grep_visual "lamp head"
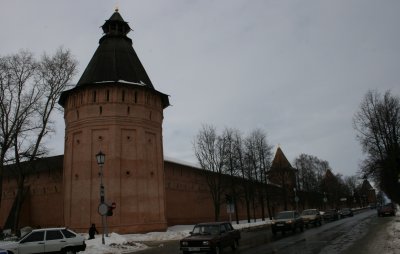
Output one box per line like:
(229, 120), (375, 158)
(96, 151), (105, 166)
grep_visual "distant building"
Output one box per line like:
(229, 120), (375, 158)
(267, 147), (297, 210)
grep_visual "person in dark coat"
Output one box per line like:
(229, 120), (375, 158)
(88, 224), (98, 240)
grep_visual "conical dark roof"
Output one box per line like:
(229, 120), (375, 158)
(59, 10), (169, 107)
(77, 10), (153, 87)
(270, 146), (293, 170)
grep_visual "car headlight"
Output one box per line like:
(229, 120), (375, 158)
(286, 220), (293, 224)
(181, 241), (188, 246)
(203, 241), (210, 246)
(271, 221), (275, 225)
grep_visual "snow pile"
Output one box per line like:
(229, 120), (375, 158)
(385, 213), (400, 253)
(82, 233), (148, 254)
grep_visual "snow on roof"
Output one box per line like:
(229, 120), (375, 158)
(164, 156), (201, 169)
(93, 80), (147, 86)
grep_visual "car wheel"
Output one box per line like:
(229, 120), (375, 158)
(231, 239), (239, 250)
(300, 225), (304, 232)
(292, 225), (296, 233)
(64, 249), (76, 254)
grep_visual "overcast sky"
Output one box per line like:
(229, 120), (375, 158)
(1, 0), (399, 177)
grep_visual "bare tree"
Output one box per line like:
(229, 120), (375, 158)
(293, 154), (328, 193)
(0, 50), (39, 208)
(244, 129), (273, 221)
(222, 128), (241, 224)
(0, 48), (77, 231)
(353, 90), (400, 203)
(194, 125), (227, 221)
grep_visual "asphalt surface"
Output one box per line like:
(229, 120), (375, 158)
(133, 209), (388, 254)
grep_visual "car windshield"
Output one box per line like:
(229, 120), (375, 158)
(276, 212), (294, 219)
(302, 210), (317, 215)
(192, 225), (220, 235)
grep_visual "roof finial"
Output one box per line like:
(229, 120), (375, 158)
(115, 1), (119, 12)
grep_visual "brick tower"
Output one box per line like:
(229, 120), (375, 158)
(59, 10), (169, 233)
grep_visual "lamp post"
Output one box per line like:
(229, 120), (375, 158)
(323, 192), (328, 210)
(96, 151), (106, 245)
(294, 188), (299, 211)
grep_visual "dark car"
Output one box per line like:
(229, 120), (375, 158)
(339, 208), (353, 218)
(180, 222), (240, 254)
(271, 211), (304, 236)
(377, 203), (396, 216)
(322, 209), (339, 221)
(301, 209), (322, 227)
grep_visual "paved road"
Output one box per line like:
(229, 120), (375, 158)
(134, 209), (382, 254)
(239, 209), (378, 254)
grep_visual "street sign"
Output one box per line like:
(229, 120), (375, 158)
(98, 203), (108, 216)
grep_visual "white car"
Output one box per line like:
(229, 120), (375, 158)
(0, 227), (86, 254)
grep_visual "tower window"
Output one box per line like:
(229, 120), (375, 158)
(106, 90), (110, 102)
(134, 91), (138, 103)
(127, 106), (130, 114)
(99, 106), (103, 115)
(92, 91), (97, 103)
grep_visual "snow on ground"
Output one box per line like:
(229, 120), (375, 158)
(383, 212), (400, 253)
(82, 219), (271, 254)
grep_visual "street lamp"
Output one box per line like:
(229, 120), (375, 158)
(323, 192), (328, 209)
(294, 188), (299, 211)
(96, 151), (106, 245)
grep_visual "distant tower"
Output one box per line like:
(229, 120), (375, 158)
(268, 147), (297, 210)
(59, 10), (169, 233)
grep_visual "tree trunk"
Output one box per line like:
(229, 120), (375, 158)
(13, 174), (26, 233)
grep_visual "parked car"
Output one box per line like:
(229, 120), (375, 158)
(377, 203), (396, 217)
(339, 208), (353, 218)
(322, 209), (339, 221)
(301, 209), (322, 227)
(0, 227), (86, 254)
(180, 221), (240, 254)
(271, 211), (304, 236)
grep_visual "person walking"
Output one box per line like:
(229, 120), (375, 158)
(88, 223), (98, 240)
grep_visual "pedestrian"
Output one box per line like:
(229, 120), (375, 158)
(88, 223), (98, 240)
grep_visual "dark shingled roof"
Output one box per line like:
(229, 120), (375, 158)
(59, 10), (169, 108)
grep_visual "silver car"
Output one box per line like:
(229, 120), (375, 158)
(0, 227), (86, 254)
